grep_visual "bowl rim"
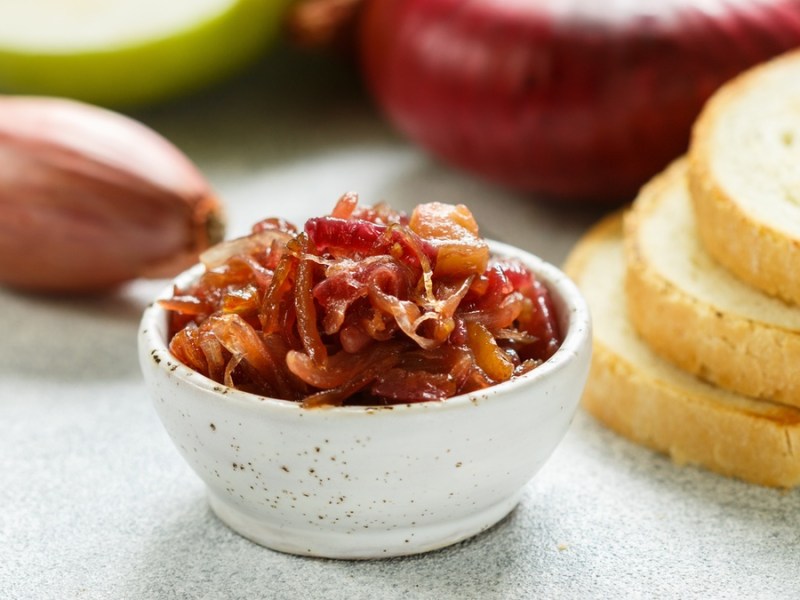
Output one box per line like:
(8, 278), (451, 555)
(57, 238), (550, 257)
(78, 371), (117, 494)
(139, 239), (591, 416)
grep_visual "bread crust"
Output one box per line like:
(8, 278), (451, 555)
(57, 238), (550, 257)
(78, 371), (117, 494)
(624, 160), (800, 408)
(583, 340), (800, 489)
(689, 50), (800, 305)
(564, 212), (800, 488)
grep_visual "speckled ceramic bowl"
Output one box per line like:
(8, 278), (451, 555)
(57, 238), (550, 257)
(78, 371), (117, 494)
(137, 240), (592, 559)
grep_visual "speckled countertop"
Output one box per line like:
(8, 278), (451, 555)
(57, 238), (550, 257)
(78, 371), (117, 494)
(2, 47), (798, 600)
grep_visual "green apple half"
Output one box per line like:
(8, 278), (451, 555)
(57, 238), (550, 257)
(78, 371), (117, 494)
(0, 0), (293, 108)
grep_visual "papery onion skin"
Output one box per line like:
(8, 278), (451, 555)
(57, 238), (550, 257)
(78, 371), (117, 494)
(0, 96), (225, 292)
(359, 0), (800, 203)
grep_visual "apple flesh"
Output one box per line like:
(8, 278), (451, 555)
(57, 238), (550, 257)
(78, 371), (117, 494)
(0, 0), (293, 108)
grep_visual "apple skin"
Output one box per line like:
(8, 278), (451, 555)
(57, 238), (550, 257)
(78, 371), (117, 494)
(0, 0), (294, 108)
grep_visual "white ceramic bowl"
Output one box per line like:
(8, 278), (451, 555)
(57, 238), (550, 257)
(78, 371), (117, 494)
(138, 240), (592, 559)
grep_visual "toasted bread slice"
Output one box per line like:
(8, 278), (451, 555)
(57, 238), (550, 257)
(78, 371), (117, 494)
(624, 159), (800, 407)
(689, 49), (800, 305)
(564, 212), (800, 488)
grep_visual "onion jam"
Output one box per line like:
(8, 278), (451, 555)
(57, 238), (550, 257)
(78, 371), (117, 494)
(160, 194), (562, 407)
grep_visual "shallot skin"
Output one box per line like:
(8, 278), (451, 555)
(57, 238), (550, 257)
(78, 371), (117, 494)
(359, 0), (800, 202)
(0, 96), (224, 293)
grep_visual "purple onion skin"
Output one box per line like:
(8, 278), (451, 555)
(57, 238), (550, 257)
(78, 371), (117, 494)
(360, 0), (800, 203)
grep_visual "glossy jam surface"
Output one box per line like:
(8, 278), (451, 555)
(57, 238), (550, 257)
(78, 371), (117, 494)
(161, 195), (562, 407)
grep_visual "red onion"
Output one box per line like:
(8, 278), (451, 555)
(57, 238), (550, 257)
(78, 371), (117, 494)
(359, 0), (800, 203)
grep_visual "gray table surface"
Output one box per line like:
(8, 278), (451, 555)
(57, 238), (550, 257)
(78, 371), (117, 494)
(2, 47), (798, 600)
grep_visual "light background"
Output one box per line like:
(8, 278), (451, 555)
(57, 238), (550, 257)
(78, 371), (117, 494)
(2, 45), (797, 600)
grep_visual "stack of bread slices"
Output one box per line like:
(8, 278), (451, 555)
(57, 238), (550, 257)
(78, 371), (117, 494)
(564, 49), (800, 488)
